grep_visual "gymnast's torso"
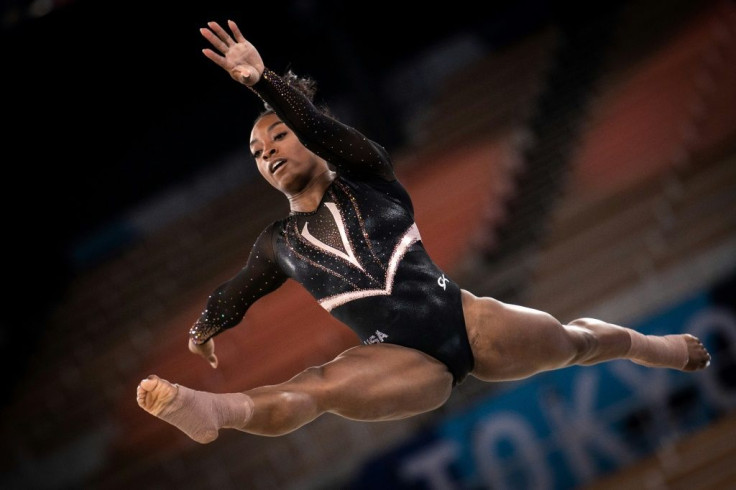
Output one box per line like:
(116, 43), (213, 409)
(189, 68), (474, 384)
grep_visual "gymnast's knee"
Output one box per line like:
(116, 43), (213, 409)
(568, 317), (600, 328)
(566, 319), (601, 364)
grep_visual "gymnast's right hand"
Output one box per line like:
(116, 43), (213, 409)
(200, 19), (264, 86)
(189, 337), (219, 369)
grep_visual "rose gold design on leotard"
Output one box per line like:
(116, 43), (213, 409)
(301, 202), (365, 271)
(318, 223), (421, 311)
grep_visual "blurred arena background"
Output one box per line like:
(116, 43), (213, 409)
(1, 0), (735, 488)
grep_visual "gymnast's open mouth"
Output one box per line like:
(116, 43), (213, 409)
(270, 158), (287, 173)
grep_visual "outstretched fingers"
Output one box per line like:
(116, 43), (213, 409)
(201, 48), (227, 70)
(198, 20), (263, 86)
(199, 21), (251, 74)
(200, 25), (226, 54)
(227, 19), (247, 43)
(207, 21), (236, 48)
(200, 25), (229, 70)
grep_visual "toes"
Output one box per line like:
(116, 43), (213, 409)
(140, 375), (160, 391)
(681, 334), (712, 371)
(137, 376), (161, 409)
(136, 385), (148, 407)
(683, 344), (712, 371)
(136, 375), (180, 415)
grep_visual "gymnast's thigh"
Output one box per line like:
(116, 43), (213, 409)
(461, 290), (580, 381)
(277, 343), (454, 421)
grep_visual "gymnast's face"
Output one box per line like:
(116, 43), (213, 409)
(250, 113), (328, 195)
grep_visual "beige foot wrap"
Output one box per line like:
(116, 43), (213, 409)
(627, 331), (689, 370)
(158, 385), (254, 444)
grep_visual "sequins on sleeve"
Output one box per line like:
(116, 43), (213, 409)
(189, 224), (288, 344)
(250, 68), (395, 181)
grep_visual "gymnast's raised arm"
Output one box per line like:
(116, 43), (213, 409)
(200, 20), (394, 181)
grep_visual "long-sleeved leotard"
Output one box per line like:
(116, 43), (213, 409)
(190, 68), (474, 384)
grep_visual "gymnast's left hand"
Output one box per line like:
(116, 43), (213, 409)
(188, 337), (219, 369)
(200, 19), (264, 86)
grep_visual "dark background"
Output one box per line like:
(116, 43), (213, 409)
(2, 0), (561, 381)
(4, 0), (550, 246)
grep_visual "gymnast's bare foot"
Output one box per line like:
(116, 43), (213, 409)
(136, 374), (253, 444)
(683, 334), (711, 371)
(136, 374), (220, 443)
(137, 374), (178, 416)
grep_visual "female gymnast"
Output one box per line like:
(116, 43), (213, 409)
(136, 20), (711, 443)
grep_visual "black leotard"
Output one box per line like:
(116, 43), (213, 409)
(189, 69), (475, 385)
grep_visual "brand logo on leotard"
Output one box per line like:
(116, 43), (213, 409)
(363, 330), (389, 345)
(437, 274), (448, 290)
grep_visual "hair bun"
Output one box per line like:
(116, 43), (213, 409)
(283, 69), (318, 102)
(257, 69), (328, 121)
